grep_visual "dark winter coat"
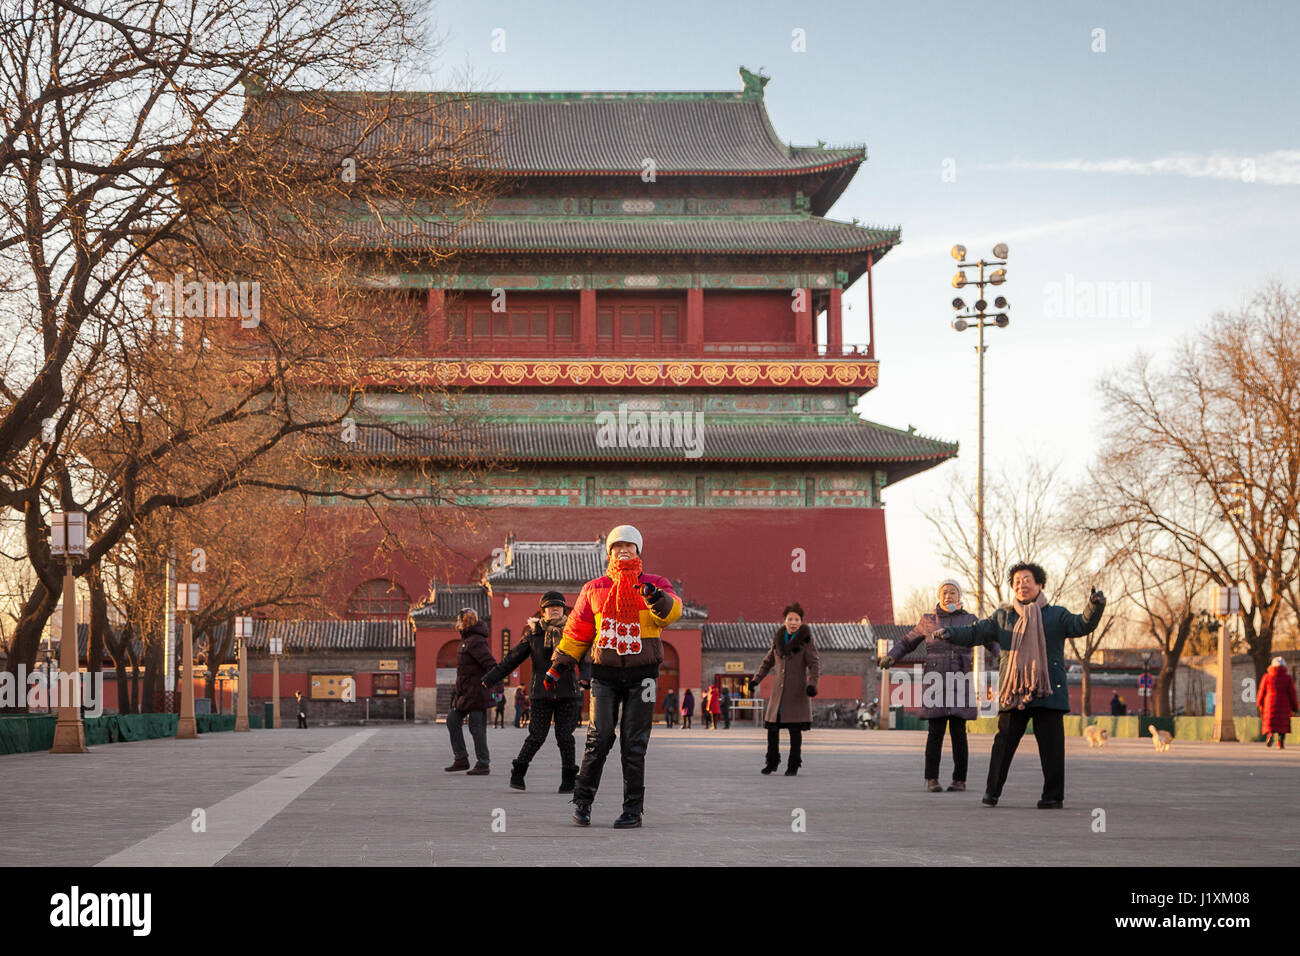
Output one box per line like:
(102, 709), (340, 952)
(483, 616), (590, 700)
(450, 620), (498, 712)
(663, 690), (678, 714)
(940, 598), (1104, 712)
(1258, 664), (1298, 734)
(1109, 694), (1126, 716)
(888, 604), (980, 720)
(682, 689), (695, 716)
(753, 624), (821, 728)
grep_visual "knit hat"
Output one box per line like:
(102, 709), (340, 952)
(539, 590), (569, 612)
(1272, 656), (1287, 668)
(605, 525), (643, 554)
(938, 579), (962, 601)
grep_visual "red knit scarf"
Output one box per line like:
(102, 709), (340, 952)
(601, 552), (645, 625)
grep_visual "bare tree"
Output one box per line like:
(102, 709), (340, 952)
(1094, 283), (1300, 688)
(922, 458), (1090, 612)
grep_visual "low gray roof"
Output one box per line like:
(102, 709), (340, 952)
(486, 540), (607, 587)
(227, 619), (414, 653)
(409, 585), (493, 626)
(702, 621), (873, 652)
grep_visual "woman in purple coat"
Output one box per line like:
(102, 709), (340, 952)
(879, 580), (979, 792)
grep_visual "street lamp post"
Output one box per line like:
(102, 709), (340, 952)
(234, 617), (252, 731)
(949, 243), (1010, 717)
(176, 582), (199, 738)
(49, 511), (88, 753)
(1211, 586), (1239, 742)
(269, 633), (283, 729)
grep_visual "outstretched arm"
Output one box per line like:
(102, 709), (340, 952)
(937, 616), (1000, 648)
(1064, 588), (1107, 638)
(482, 636), (532, 687)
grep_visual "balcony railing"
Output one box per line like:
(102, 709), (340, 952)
(439, 341), (874, 360)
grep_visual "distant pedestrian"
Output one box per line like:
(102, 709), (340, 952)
(700, 686), (712, 729)
(663, 688), (678, 728)
(681, 688), (694, 729)
(1109, 691), (1127, 716)
(878, 579), (978, 792)
(295, 690), (307, 729)
(513, 686), (525, 728)
(720, 686), (732, 729)
(1259, 656), (1298, 749)
(445, 607), (497, 775)
(492, 681), (506, 728)
(751, 602), (821, 776)
(933, 563), (1105, 808)
(707, 683), (722, 729)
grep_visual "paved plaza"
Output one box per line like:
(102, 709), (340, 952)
(1, 723), (1294, 866)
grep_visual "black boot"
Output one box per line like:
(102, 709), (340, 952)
(558, 764), (578, 794)
(761, 759), (779, 775)
(509, 759), (527, 791)
(613, 810), (642, 828)
(571, 801), (592, 827)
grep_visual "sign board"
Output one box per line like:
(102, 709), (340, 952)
(378, 660), (399, 671)
(311, 673), (354, 701)
(1216, 586), (1240, 616)
(372, 672), (400, 696)
(1138, 672), (1155, 690)
(724, 661), (745, 673)
(403, 672), (414, 692)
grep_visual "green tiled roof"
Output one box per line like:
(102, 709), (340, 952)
(342, 216), (900, 255)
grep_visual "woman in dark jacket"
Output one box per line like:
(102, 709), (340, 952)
(750, 602), (821, 775)
(879, 579), (978, 791)
(681, 688), (695, 729)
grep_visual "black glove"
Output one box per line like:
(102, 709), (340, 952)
(639, 582), (664, 602)
(1089, 586), (1106, 606)
(806, 685), (818, 697)
(878, 655), (895, 669)
(931, 627), (948, 642)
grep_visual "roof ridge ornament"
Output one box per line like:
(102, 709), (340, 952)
(739, 66), (770, 97)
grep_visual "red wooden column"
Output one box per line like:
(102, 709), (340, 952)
(686, 287), (704, 354)
(828, 287), (843, 355)
(793, 287), (812, 354)
(426, 289), (446, 353)
(580, 288), (596, 354)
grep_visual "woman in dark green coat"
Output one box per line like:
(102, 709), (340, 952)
(933, 561), (1106, 808)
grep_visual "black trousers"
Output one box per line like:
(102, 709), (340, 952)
(573, 674), (656, 813)
(925, 716), (969, 782)
(986, 708), (1065, 802)
(514, 696), (580, 772)
(765, 726), (803, 768)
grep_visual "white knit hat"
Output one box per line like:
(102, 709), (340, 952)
(606, 525), (643, 554)
(1272, 656), (1287, 668)
(938, 578), (962, 601)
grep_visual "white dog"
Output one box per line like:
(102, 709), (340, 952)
(1148, 725), (1173, 752)
(1083, 725), (1109, 748)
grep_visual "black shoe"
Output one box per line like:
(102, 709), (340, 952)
(1036, 799), (1063, 809)
(784, 766), (799, 776)
(761, 763), (778, 775)
(572, 802), (592, 827)
(558, 766), (577, 794)
(613, 811), (642, 828)
(509, 760), (527, 791)
(981, 794), (998, 806)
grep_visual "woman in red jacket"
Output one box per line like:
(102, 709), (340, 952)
(1258, 656), (1298, 749)
(707, 682), (723, 729)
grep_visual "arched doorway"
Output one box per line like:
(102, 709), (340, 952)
(435, 638), (460, 716)
(658, 640), (680, 717)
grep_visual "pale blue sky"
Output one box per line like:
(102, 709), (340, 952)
(416, 0), (1300, 613)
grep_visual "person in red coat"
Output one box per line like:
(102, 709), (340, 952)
(1258, 656), (1298, 749)
(707, 682), (723, 729)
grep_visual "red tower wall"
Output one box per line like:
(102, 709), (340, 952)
(703, 292), (796, 343)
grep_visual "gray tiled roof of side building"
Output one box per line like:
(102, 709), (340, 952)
(701, 621), (874, 652)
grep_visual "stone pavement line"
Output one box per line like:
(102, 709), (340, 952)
(96, 729), (376, 867)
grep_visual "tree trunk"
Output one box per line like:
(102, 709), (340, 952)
(2, 584), (58, 710)
(1154, 663), (1178, 717)
(126, 632), (141, 714)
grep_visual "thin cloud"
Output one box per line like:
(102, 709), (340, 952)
(984, 150), (1300, 186)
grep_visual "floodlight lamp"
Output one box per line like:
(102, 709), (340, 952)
(995, 313), (1010, 327)
(950, 244), (967, 261)
(989, 268), (1007, 285)
(992, 243), (1009, 259)
(952, 298), (966, 310)
(951, 272), (967, 289)
(994, 296), (1008, 309)
(952, 318), (969, 332)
